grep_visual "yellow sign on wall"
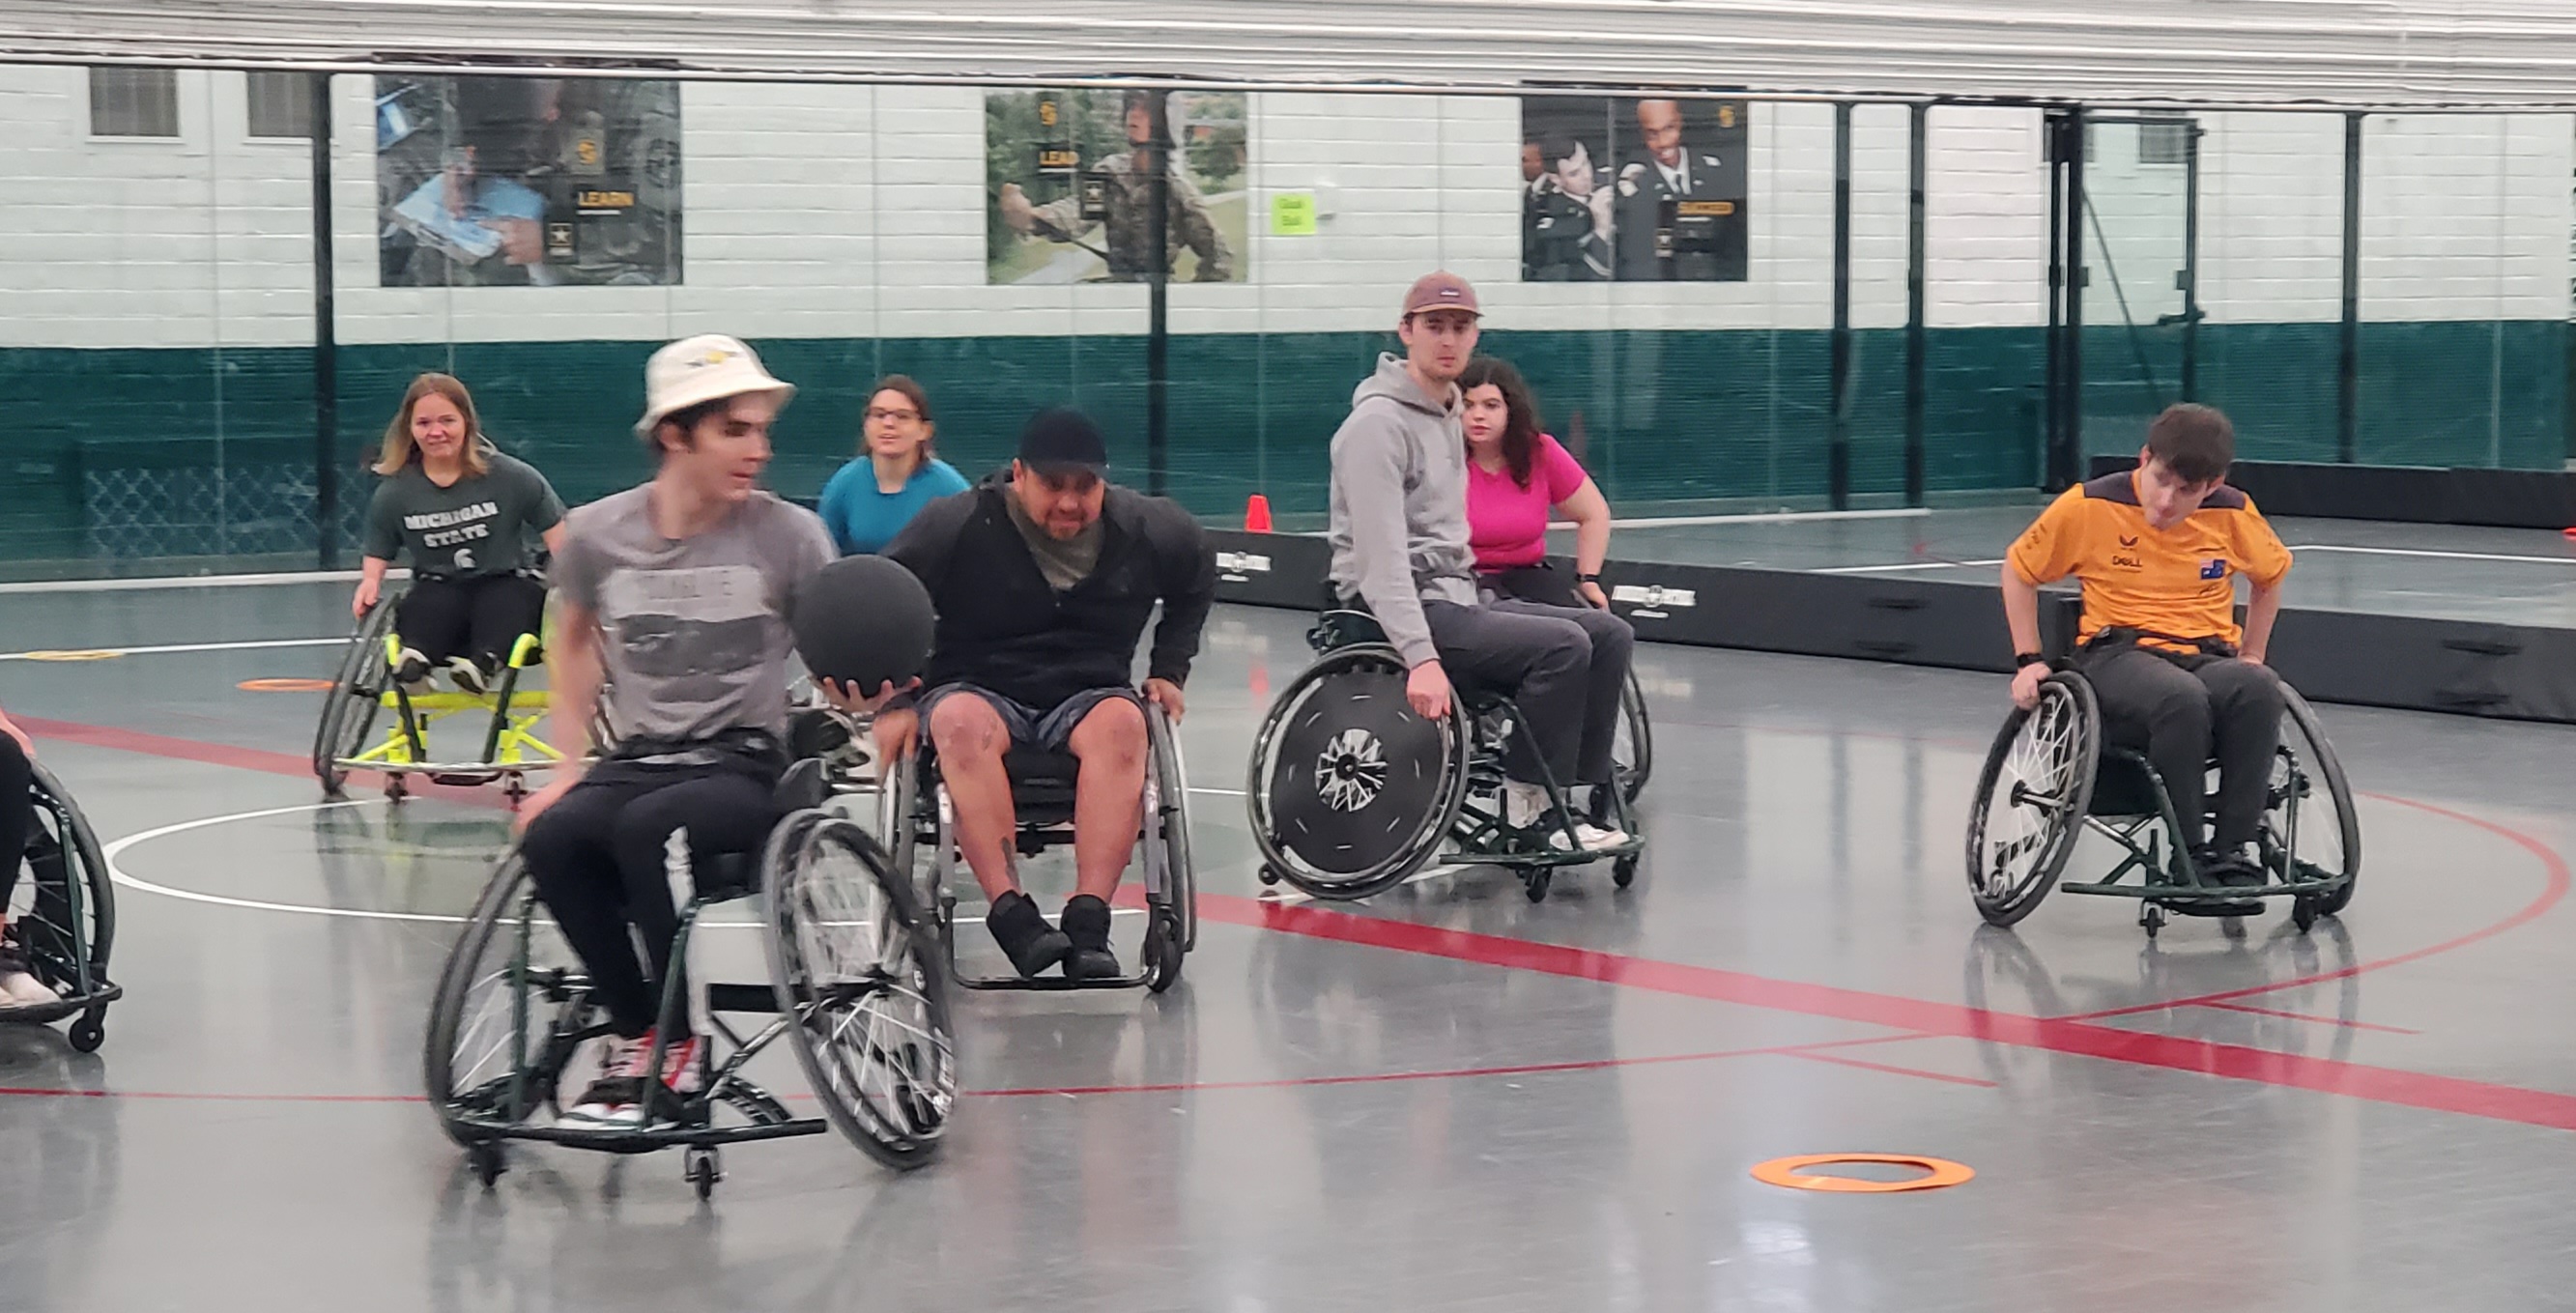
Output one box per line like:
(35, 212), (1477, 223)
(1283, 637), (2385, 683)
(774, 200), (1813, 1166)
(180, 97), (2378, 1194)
(1271, 192), (1319, 236)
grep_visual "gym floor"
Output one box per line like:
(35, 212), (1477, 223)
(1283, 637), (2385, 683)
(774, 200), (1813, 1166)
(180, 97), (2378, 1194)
(4, 580), (2574, 1313)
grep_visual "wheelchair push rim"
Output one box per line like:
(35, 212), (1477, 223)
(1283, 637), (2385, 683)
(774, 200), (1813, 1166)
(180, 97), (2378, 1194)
(1613, 666), (1652, 804)
(1964, 672), (2099, 927)
(3, 765), (122, 1042)
(1145, 701), (1197, 966)
(313, 600), (398, 795)
(1246, 644), (1471, 902)
(762, 811), (956, 1171)
(422, 851), (602, 1146)
(2271, 686), (2361, 918)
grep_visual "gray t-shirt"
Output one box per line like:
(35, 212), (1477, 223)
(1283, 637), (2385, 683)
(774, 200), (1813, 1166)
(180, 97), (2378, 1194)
(362, 448), (566, 580)
(554, 487), (837, 742)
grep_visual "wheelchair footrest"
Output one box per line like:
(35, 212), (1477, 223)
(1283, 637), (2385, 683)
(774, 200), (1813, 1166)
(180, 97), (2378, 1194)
(457, 1116), (829, 1153)
(957, 971), (1150, 992)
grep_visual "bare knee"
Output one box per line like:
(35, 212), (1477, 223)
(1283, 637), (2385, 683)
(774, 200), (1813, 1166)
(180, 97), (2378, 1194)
(1068, 696), (1146, 768)
(929, 694), (1006, 761)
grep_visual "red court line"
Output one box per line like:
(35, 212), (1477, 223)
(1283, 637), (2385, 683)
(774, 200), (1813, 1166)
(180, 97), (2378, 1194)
(38, 715), (2576, 1131)
(21, 717), (506, 809)
(1781, 1050), (1998, 1090)
(1204, 894), (2576, 1131)
(2070, 790), (2569, 1022)
(2195, 1001), (2420, 1035)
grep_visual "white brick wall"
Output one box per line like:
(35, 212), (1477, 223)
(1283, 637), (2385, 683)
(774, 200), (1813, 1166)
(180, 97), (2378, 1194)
(0, 69), (2564, 351)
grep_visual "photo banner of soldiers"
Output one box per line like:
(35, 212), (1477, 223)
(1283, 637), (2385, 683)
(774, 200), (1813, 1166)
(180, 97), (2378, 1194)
(375, 75), (683, 288)
(986, 89), (1247, 285)
(1520, 96), (1748, 283)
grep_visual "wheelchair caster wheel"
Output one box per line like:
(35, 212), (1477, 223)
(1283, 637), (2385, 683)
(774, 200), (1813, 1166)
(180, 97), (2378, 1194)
(2292, 896), (2320, 933)
(385, 774), (410, 802)
(467, 1143), (504, 1189)
(1256, 865), (1282, 887)
(2140, 902), (2165, 939)
(68, 1017), (103, 1053)
(685, 1147), (721, 1201)
(1612, 854), (1638, 890)
(1523, 870), (1551, 903)
(1144, 911), (1184, 993)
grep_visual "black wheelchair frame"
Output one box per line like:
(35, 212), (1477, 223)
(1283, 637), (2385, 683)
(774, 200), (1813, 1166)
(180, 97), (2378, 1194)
(422, 759), (957, 1194)
(876, 699), (1194, 992)
(1966, 668), (2361, 938)
(1247, 610), (1644, 904)
(314, 593), (565, 804)
(1, 765), (121, 1051)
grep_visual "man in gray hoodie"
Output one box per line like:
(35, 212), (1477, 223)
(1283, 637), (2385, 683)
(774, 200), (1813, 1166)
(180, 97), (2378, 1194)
(1328, 272), (1632, 851)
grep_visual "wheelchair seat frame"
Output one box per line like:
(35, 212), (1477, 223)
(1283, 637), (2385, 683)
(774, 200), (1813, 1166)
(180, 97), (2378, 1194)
(315, 598), (563, 803)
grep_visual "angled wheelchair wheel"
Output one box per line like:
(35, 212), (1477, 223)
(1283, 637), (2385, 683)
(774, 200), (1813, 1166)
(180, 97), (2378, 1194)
(1247, 644), (1471, 901)
(1613, 667), (1652, 804)
(1146, 702), (1197, 958)
(2269, 686), (2361, 918)
(762, 812), (956, 1172)
(1964, 672), (2100, 927)
(9, 765), (119, 1048)
(314, 601), (398, 796)
(423, 851), (592, 1147)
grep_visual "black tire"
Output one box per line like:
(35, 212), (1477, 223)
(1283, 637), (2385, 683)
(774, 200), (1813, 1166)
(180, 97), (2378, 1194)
(468, 1142), (505, 1188)
(1144, 910), (1184, 993)
(1964, 672), (2100, 927)
(1246, 645), (1470, 901)
(1613, 668), (1653, 803)
(314, 602), (397, 796)
(685, 1146), (720, 1200)
(2273, 686), (2361, 917)
(68, 1017), (103, 1053)
(1612, 853), (1638, 890)
(423, 852), (582, 1148)
(14, 766), (115, 1010)
(1146, 704), (1197, 954)
(1524, 869), (1551, 903)
(762, 813), (956, 1172)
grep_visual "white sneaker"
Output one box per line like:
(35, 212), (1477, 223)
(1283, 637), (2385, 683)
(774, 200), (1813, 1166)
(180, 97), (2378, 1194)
(1503, 781), (1553, 830)
(561, 1034), (651, 1127)
(393, 647), (432, 692)
(0, 934), (58, 1006)
(1573, 822), (1630, 852)
(445, 656), (490, 697)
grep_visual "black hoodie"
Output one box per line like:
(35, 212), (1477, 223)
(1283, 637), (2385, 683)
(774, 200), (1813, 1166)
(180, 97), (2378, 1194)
(882, 474), (1216, 713)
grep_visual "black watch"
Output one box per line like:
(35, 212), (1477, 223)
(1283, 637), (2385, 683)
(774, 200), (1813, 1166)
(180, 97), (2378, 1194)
(1576, 572), (1602, 584)
(2015, 652), (2048, 670)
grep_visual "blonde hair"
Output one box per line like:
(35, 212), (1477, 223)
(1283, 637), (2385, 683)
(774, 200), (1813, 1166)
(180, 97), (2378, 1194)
(375, 373), (493, 478)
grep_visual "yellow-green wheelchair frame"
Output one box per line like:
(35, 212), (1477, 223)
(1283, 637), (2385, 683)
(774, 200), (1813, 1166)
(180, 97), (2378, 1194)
(312, 594), (563, 805)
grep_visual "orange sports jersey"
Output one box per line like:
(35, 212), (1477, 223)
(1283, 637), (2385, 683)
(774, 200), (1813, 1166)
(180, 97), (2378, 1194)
(2006, 471), (2292, 651)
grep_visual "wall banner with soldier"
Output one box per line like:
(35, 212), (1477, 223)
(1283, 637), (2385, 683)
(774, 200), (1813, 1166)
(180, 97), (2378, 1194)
(986, 89), (1247, 286)
(375, 75), (683, 288)
(1521, 96), (1748, 283)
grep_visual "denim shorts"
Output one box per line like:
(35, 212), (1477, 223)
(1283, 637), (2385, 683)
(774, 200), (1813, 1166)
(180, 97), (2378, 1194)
(916, 683), (1140, 753)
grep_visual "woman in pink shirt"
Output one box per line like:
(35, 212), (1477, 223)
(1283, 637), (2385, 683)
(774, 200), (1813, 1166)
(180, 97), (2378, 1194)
(1459, 357), (1618, 611)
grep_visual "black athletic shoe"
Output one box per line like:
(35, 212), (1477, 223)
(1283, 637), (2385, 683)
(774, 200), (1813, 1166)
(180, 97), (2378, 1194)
(1059, 894), (1120, 981)
(2196, 847), (2269, 890)
(987, 890), (1072, 979)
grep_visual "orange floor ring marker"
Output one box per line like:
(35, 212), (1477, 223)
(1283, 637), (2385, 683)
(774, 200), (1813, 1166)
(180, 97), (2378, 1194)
(239, 677), (337, 693)
(1749, 1154), (1974, 1194)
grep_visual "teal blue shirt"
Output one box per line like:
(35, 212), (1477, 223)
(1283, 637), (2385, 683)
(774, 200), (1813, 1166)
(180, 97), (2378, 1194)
(816, 456), (972, 555)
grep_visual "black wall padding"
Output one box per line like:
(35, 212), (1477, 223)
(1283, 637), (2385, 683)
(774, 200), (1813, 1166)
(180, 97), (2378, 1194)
(2087, 457), (2576, 529)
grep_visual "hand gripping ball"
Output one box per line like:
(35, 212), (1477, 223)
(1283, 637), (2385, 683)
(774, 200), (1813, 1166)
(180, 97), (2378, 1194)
(789, 556), (936, 694)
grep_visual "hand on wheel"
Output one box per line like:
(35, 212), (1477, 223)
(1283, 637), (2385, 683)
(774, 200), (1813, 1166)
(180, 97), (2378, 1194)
(1407, 661), (1452, 721)
(352, 579), (379, 618)
(2010, 663), (2046, 711)
(1144, 677), (1186, 724)
(873, 707), (920, 766)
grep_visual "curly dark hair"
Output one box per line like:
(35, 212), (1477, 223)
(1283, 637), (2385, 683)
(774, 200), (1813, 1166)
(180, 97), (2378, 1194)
(1457, 357), (1542, 489)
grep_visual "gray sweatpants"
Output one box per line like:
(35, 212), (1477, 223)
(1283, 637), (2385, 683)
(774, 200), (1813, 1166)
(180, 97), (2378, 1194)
(1422, 598), (1633, 787)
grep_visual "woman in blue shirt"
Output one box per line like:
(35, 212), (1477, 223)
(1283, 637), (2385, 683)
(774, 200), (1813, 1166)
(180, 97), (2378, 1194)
(816, 375), (970, 554)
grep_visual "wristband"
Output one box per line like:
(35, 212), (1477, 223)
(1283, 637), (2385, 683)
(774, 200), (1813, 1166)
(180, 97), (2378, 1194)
(2014, 652), (2048, 670)
(1576, 572), (1602, 584)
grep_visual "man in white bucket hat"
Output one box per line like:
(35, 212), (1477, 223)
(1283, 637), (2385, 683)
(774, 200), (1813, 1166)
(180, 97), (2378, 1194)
(513, 334), (855, 1128)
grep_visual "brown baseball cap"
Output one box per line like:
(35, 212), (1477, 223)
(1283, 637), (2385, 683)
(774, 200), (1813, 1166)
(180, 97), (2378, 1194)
(1401, 271), (1480, 318)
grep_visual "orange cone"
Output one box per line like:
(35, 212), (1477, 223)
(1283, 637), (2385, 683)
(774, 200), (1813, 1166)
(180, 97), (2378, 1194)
(1245, 494), (1274, 533)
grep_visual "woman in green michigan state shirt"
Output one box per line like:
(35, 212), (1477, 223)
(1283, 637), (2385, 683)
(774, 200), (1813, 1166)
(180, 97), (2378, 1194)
(353, 374), (569, 694)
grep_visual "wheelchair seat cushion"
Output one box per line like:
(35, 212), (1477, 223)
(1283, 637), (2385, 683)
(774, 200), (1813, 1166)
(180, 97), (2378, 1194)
(2088, 751), (2165, 818)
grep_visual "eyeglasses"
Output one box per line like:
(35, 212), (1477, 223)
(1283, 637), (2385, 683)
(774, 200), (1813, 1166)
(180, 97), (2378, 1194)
(865, 408), (922, 424)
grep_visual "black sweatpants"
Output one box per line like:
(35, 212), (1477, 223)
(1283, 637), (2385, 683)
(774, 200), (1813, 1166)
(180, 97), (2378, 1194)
(0, 733), (31, 905)
(395, 573), (547, 672)
(1424, 593), (1633, 787)
(519, 741), (785, 1038)
(2076, 642), (2284, 853)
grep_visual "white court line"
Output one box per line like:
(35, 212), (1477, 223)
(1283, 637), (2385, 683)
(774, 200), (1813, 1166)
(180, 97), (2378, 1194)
(1810, 557), (2004, 576)
(1554, 507), (1931, 530)
(0, 637), (347, 662)
(0, 568), (404, 596)
(2286, 543), (2576, 567)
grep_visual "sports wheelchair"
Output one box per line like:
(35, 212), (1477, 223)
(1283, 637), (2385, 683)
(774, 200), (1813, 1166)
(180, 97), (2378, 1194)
(423, 759), (957, 1193)
(313, 593), (565, 803)
(875, 699), (1195, 992)
(1966, 665), (2360, 938)
(1, 764), (120, 1052)
(1248, 609), (1645, 903)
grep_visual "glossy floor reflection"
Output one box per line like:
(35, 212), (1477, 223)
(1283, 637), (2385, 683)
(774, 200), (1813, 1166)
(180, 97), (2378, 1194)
(2, 584), (2573, 1312)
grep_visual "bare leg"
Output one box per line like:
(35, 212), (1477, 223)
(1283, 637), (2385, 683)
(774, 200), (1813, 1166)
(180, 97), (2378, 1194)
(1065, 697), (1147, 901)
(929, 694), (1020, 901)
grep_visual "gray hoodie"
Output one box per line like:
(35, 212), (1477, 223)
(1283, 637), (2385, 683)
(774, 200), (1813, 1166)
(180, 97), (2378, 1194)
(1329, 353), (1477, 668)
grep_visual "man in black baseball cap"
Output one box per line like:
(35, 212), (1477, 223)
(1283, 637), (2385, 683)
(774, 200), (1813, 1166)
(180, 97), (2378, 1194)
(877, 407), (1216, 981)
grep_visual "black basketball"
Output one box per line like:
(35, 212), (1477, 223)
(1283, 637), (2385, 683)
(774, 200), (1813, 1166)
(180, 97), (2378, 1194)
(790, 555), (936, 693)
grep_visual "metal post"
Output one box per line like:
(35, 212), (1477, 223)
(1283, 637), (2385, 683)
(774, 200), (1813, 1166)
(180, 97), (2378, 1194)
(2044, 111), (2067, 490)
(2339, 111), (2362, 465)
(309, 71), (339, 569)
(2056, 107), (2088, 490)
(2181, 120), (2202, 402)
(1145, 100), (1170, 498)
(1828, 102), (1853, 510)
(1904, 101), (1928, 506)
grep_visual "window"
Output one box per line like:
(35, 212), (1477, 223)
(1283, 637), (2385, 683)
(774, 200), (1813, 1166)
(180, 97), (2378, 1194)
(2138, 119), (2192, 166)
(245, 71), (315, 139)
(88, 67), (178, 138)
